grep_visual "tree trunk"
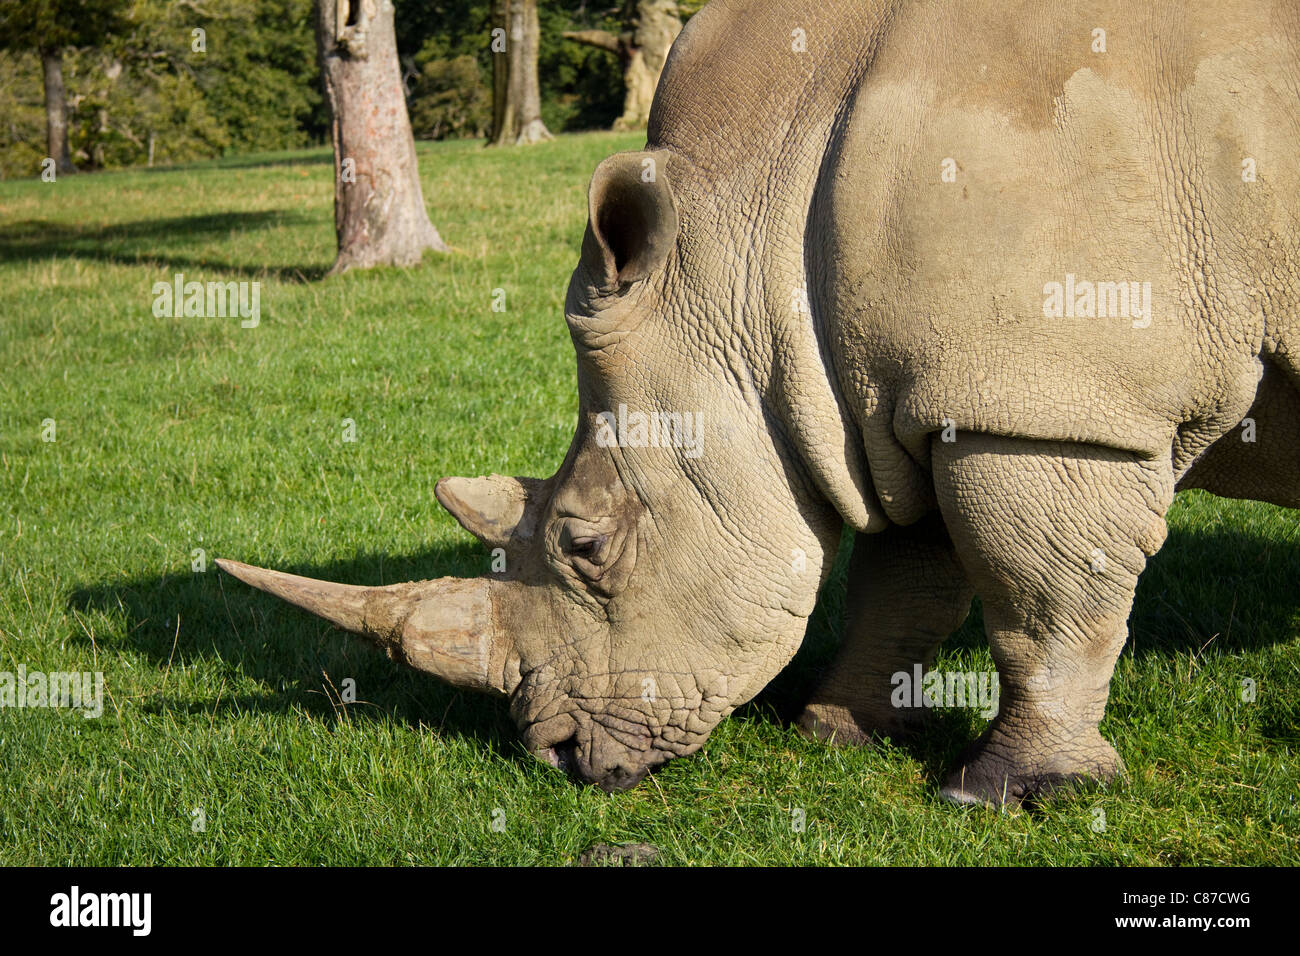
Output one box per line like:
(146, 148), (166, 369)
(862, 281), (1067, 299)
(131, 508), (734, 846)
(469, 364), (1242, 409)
(316, 0), (447, 274)
(617, 0), (680, 132)
(489, 0), (552, 146)
(563, 1), (681, 132)
(93, 58), (124, 170)
(40, 48), (74, 174)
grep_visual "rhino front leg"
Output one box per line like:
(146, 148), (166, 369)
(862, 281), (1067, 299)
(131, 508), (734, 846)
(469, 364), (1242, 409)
(932, 433), (1174, 808)
(797, 514), (975, 746)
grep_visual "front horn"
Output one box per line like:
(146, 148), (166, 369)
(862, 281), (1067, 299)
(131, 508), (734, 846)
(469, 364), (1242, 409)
(215, 559), (510, 695)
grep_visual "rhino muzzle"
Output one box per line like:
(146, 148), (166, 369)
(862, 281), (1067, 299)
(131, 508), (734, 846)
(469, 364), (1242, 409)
(538, 735), (654, 792)
(217, 558), (681, 791)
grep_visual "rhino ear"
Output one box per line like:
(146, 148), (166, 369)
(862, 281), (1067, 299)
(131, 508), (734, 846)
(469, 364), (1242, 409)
(580, 150), (678, 293)
(435, 475), (546, 548)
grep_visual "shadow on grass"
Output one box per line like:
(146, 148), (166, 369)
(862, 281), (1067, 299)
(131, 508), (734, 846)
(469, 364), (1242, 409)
(158, 152), (333, 173)
(66, 514), (1299, 790)
(67, 543), (518, 760)
(0, 211), (330, 282)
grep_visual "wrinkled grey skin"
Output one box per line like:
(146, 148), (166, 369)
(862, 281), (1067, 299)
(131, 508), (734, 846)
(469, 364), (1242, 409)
(222, 0), (1299, 804)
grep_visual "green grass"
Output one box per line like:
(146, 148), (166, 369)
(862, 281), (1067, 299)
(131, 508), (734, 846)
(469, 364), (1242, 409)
(0, 134), (1297, 865)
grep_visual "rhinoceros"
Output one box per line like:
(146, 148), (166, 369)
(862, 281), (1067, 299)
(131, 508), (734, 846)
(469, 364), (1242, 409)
(218, 0), (1299, 805)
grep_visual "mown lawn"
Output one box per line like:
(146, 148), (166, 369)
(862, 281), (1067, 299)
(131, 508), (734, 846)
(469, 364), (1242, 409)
(0, 133), (1296, 865)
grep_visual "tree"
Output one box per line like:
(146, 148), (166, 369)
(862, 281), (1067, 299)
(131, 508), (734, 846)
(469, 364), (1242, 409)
(0, 0), (130, 174)
(0, 51), (46, 179)
(563, 0), (680, 132)
(489, 0), (551, 146)
(316, 0), (446, 273)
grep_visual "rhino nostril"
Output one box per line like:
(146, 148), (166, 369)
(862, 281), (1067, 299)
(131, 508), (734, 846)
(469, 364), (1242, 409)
(597, 764), (649, 792)
(542, 737), (580, 776)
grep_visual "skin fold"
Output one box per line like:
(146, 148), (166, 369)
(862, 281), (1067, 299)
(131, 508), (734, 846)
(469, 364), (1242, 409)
(221, 0), (1298, 804)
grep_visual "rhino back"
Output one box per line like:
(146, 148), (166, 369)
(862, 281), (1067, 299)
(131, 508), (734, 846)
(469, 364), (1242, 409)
(816, 0), (1299, 522)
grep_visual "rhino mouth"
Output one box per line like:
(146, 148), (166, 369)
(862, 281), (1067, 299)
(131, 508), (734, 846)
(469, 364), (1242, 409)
(538, 734), (653, 792)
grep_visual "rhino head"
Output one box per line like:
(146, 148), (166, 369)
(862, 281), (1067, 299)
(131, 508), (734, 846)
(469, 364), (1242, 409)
(218, 147), (853, 790)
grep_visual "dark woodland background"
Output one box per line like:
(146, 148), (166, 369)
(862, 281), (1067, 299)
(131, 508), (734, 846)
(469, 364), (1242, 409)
(0, 0), (704, 178)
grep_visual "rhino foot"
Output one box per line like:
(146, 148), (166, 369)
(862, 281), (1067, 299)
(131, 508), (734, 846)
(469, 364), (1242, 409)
(939, 731), (1124, 809)
(795, 701), (925, 748)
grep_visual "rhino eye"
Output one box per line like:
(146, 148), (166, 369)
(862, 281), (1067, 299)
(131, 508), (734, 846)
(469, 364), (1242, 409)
(567, 535), (608, 565)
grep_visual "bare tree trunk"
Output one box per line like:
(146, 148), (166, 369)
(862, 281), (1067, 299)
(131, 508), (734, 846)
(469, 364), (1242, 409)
(40, 48), (74, 174)
(490, 0), (514, 146)
(316, 0), (447, 274)
(93, 57), (124, 170)
(564, 1), (681, 132)
(489, 0), (552, 146)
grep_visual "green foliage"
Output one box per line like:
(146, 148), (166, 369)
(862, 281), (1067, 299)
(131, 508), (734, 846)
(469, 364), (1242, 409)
(394, 3), (494, 143)
(106, 0), (323, 160)
(398, 0), (627, 141)
(0, 0), (321, 175)
(0, 50), (44, 179)
(186, 0), (326, 154)
(68, 61), (231, 167)
(0, 0), (131, 54)
(537, 1), (623, 133)
(410, 53), (491, 140)
(392, 0), (490, 60)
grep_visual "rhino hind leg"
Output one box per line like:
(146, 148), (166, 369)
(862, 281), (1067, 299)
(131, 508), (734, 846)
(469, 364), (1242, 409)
(931, 433), (1175, 808)
(1177, 357), (1300, 509)
(797, 515), (974, 746)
